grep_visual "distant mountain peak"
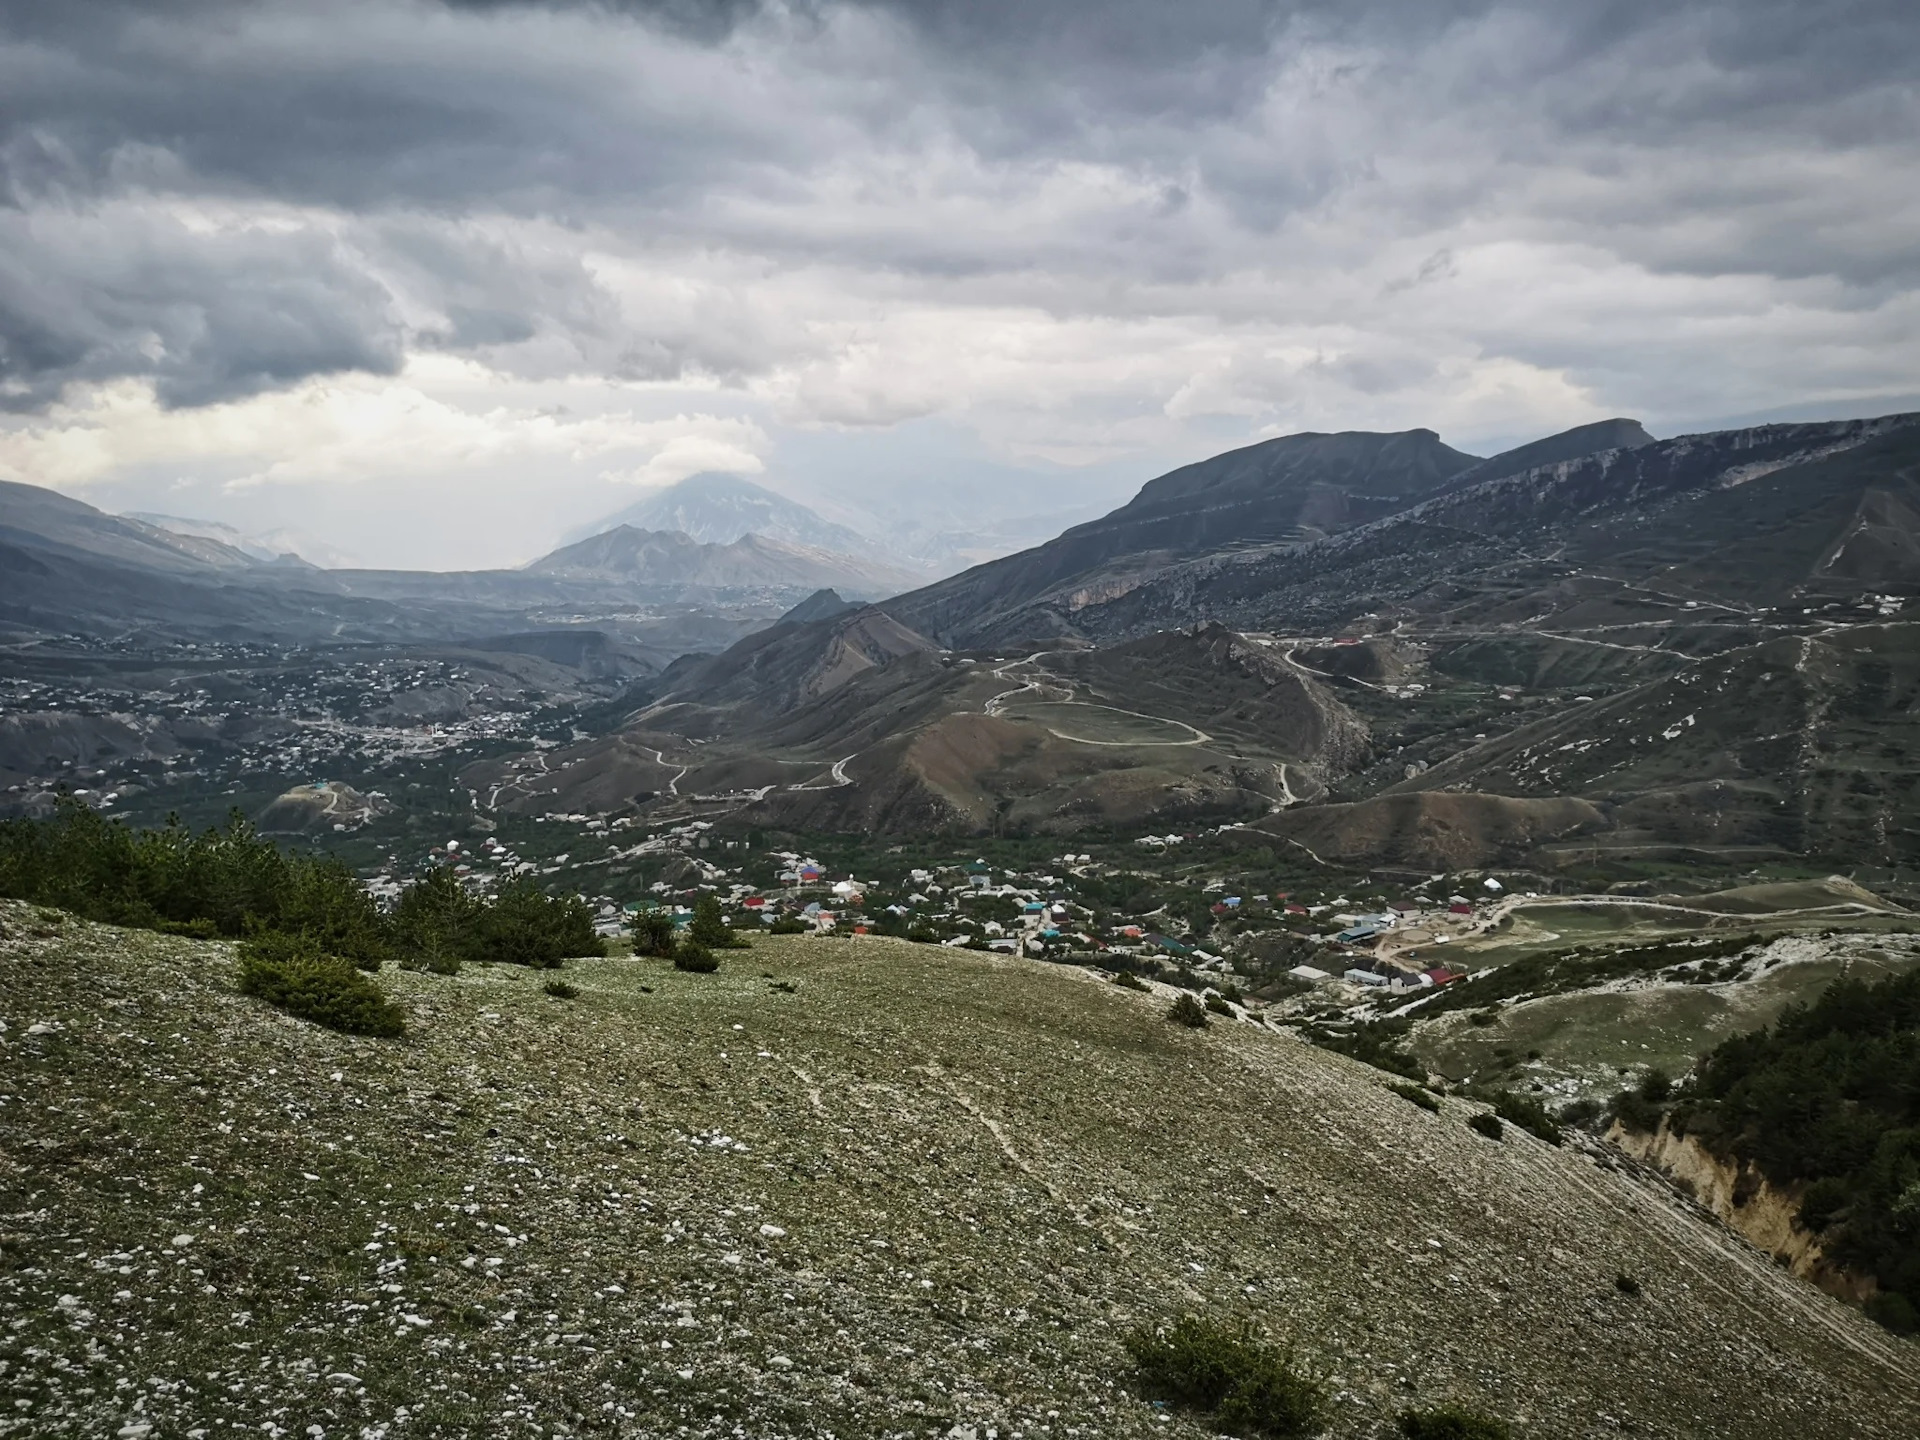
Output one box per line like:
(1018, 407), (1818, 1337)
(563, 473), (871, 554)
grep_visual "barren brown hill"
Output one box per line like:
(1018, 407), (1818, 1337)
(1256, 791), (1610, 869)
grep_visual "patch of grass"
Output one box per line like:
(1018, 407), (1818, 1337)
(1467, 1112), (1504, 1142)
(1397, 1406), (1515, 1439)
(1169, 992), (1209, 1028)
(543, 979), (578, 1000)
(235, 932), (404, 1038)
(1125, 1315), (1324, 1439)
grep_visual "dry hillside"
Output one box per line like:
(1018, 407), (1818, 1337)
(3, 901), (1917, 1438)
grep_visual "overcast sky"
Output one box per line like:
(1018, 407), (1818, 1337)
(2, 0), (1916, 568)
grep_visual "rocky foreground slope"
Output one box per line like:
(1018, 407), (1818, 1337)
(3, 901), (1917, 1438)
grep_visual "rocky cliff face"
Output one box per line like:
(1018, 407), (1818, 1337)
(1610, 1121), (1876, 1303)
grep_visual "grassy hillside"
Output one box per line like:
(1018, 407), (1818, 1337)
(4, 900), (1918, 1438)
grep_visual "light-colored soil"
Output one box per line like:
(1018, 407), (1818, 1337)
(4, 904), (1918, 1438)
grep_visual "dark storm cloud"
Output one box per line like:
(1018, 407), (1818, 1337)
(0, 210), (403, 411)
(0, 0), (1914, 413)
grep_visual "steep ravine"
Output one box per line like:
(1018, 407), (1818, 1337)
(1609, 1120), (1876, 1303)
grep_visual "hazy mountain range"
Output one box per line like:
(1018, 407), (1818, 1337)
(471, 409), (1920, 871)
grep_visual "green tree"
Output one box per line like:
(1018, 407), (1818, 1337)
(689, 893), (744, 949)
(390, 866), (480, 973)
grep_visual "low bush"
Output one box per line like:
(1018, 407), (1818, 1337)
(475, 877), (604, 969)
(543, 979), (578, 1000)
(1112, 970), (1149, 992)
(1125, 1315), (1323, 1439)
(1556, 1097), (1604, 1128)
(1608, 1068), (1674, 1135)
(1467, 1112), (1504, 1142)
(1205, 993), (1233, 1016)
(1615, 1272), (1642, 1297)
(1397, 1406), (1515, 1439)
(768, 917), (809, 935)
(236, 932), (404, 1038)
(629, 906), (678, 957)
(1389, 1082), (1440, 1113)
(1483, 1089), (1563, 1146)
(674, 941), (719, 973)
(1169, 992), (1209, 1028)
(1295, 1018), (1424, 1081)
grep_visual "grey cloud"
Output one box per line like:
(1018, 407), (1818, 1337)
(0, 0), (1914, 417)
(0, 211), (403, 410)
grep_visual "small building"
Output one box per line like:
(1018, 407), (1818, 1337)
(1344, 968), (1390, 987)
(1289, 964), (1332, 982)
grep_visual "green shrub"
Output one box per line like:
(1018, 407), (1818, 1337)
(1798, 1176), (1851, 1232)
(543, 979), (578, 1000)
(1609, 1069), (1673, 1134)
(768, 917), (808, 935)
(1468, 1009), (1498, 1027)
(1169, 992), (1209, 1028)
(476, 877), (604, 968)
(674, 941), (719, 973)
(1113, 970), (1149, 992)
(1125, 1315), (1323, 1439)
(236, 932), (403, 1038)
(1397, 1406), (1515, 1440)
(1865, 1291), (1916, 1334)
(1389, 1082), (1440, 1113)
(1295, 1018), (1424, 1081)
(629, 905), (678, 956)
(1467, 1112), (1504, 1142)
(1556, 1097), (1603, 1128)
(1205, 993), (1233, 1016)
(1483, 1089), (1563, 1146)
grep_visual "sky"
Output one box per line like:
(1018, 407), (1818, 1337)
(1, 0), (1916, 569)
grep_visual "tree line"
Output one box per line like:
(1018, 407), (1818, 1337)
(0, 802), (605, 1034)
